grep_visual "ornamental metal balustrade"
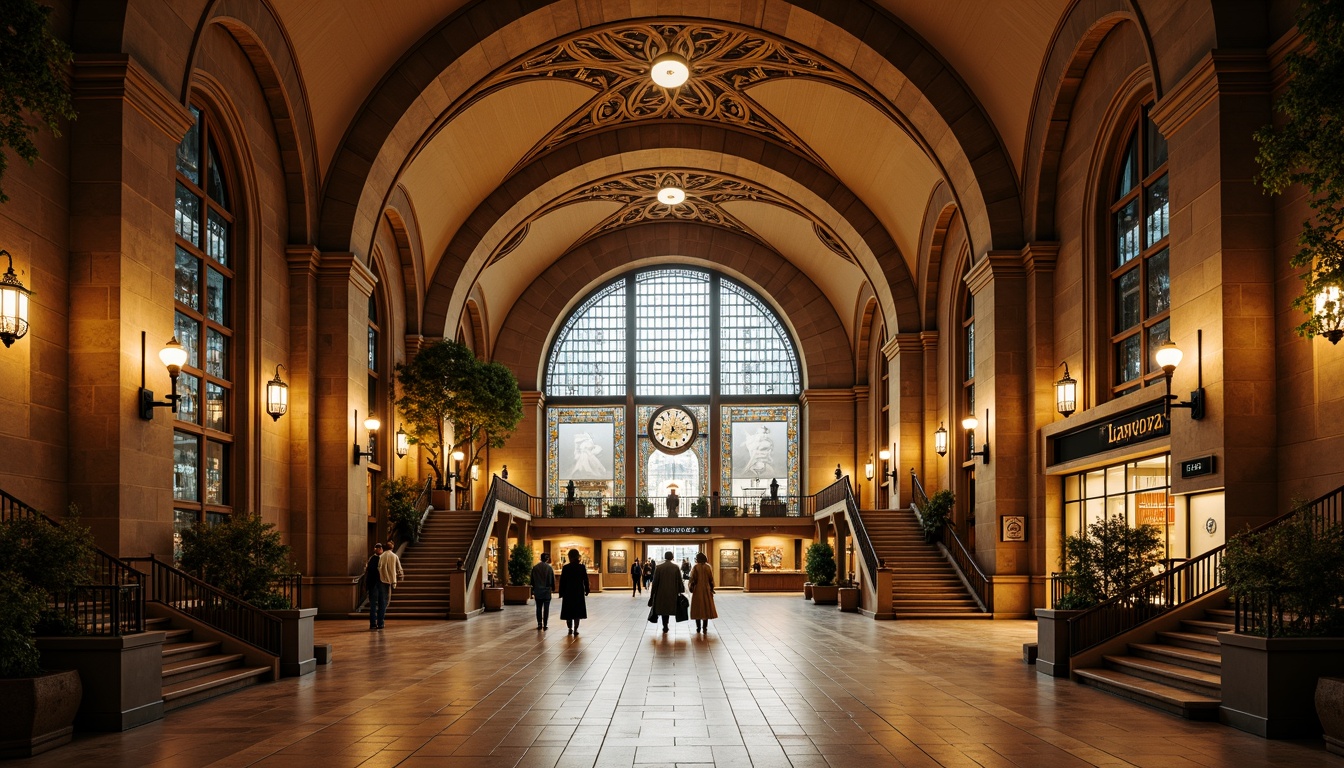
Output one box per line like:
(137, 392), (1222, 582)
(523, 493), (814, 519)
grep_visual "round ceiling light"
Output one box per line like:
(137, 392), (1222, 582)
(657, 187), (686, 205)
(650, 52), (689, 88)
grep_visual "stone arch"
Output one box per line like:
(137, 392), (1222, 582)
(185, 0), (319, 244)
(316, 0), (1023, 264)
(463, 288), (489, 360)
(382, 188), (425, 337)
(917, 182), (959, 330)
(421, 123), (921, 341)
(493, 222), (852, 393)
(853, 289), (880, 387)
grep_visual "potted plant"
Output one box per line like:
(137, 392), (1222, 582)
(606, 503), (626, 518)
(505, 543), (533, 605)
(919, 489), (954, 542)
(636, 499), (654, 517)
(381, 477), (422, 544)
(1219, 510), (1344, 738)
(837, 577), (860, 612)
(551, 502), (565, 518)
(805, 542), (838, 605)
(179, 513), (299, 609)
(719, 503), (738, 518)
(690, 498), (707, 517)
(1320, 677), (1344, 756)
(0, 512), (92, 757)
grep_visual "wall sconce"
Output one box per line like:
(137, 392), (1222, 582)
(1315, 286), (1343, 344)
(265, 364), (288, 421)
(1155, 331), (1206, 419)
(962, 409), (990, 464)
(445, 449), (466, 511)
(1055, 362), (1077, 417)
(934, 424), (948, 457)
(139, 332), (187, 420)
(864, 453), (875, 481)
(471, 460), (480, 482)
(877, 449), (899, 483)
(0, 249), (32, 348)
(352, 409), (381, 464)
(394, 425), (409, 458)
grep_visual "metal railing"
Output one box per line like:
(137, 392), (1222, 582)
(1234, 482), (1344, 637)
(462, 482), (501, 576)
(126, 554), (281, 656)
(1, 489), (145, 636)
(526, 493), (812, 519)
(494, 476), (530, 512)
(910, 470), (992, 613)
(271, 573), (304, 609)
(838, 478), (879, 578)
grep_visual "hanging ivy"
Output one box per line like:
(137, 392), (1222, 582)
(0, 0), (76, 203)
(1256, 0), (1344, 341)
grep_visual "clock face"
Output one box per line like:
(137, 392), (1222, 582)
(649, 406), (697, 454)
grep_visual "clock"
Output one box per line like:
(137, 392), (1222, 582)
(649, 405), (698, 454)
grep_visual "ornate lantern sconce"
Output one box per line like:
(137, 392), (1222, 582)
(1155, 332), (1206, 420)
(1055, 362), (1078, 418)
(265, 364), (288, 421)
(0, 249), (32, 348)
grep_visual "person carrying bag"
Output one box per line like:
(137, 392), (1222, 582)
(647, 550), (685, 633)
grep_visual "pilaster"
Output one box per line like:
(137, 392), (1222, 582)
(886, 333), (923, 509)
(800, 389), (855, 492)
(285, 246), (319, 572)
(1023, 242), (1060, 585)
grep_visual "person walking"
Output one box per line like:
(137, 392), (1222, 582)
(531, 552), (556, 630)
(648, 550), (685, 633)
(688, 552), (718, 634)
(630, 557), (643, 596)
(681, 557), (692, 580)
(558, 548), (589, 635)
(365, 543), (386, 630)
(644, 558), (655, 590)
(378, 539), (404, 623)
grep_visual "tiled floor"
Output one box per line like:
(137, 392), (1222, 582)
(18, 593), (1339, 767)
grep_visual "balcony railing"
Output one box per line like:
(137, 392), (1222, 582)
(525, 494), (813, 519)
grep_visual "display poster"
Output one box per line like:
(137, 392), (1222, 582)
(752, 546), (783, 570)
(607, 549), (627, 574)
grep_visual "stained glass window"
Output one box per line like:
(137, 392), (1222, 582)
(720, 280), (799, 396)
(546, 280), (628, 397)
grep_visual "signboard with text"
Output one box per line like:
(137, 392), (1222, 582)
(633, 526), (711, 535)
(1050, 400), (1170, 465)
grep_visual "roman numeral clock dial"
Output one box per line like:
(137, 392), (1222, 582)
(649, 405), (697, 455)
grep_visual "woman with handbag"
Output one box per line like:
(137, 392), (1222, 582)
(688, 551), (717, 634)
(647, 550), (685, 633)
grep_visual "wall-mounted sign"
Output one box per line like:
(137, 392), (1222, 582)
(1181, 455), (1216, 478)
(1000, 515), (1026, 542)
(1050, 400), (1169, 465)
(634, 526), (711, 535)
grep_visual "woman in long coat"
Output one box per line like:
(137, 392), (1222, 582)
(688, 551), (717, 633)
(558, 548), (590, 635)
(648, 551), (685, 633)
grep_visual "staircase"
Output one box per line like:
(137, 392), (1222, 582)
(861, 508), (987, 618)
(1073, 601), (1230, 719)
(364, 507), (482, 620)
(146, 614), (272, 712)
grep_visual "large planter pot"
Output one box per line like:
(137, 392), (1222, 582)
(1319, 677), (1344, 756)
(1219, 632), (1344, 738)
(811, 585), (839, 605)
(483, 587), (504, 612)
(1033, 608), (1083, 678)
(503, 585), (532, 605)
(803, 582), (813, 600)
(838, 587), (859, 613)
(0, 669), (82, 758)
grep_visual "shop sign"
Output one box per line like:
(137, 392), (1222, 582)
(1181, 455), (1216, 478)
(1050, 400), (1170, 464)
(634, 526), (711, 535)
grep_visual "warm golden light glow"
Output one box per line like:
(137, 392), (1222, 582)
(657, 186), (685, 205)
(1155, 340), (1183, 372)
(363, 416), (381, 432)
(878, 448), (891, 462)
(0, 250), (31, 348)
(158, 337), (188, 372)
(961, 415), (978, 432)
(649, 51), (689, 87)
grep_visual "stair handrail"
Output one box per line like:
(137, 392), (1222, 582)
(910, 469), (992, 613)
(1067, 481), (1344, 652)
(414, 475), (434, 531)
(460, 480), (501, 579)
(839, 478), (879, 579)
(0, 488), (145, 636)
(124, 553), (281, 656)
(492, 475), (531, 513)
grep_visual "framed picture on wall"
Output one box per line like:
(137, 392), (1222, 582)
(1001, 515), (1026, 542)
(607, 549), (627, 574)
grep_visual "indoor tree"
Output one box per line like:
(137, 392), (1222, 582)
(0, 0), (76, 203)
(1256, 0), (1344, 341)
(394, 339), (523, 490)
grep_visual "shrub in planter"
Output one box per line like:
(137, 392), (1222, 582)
(920, 489), (954, 541)
(719, 503), (738, 518)
(1222, 510), (1344, 636)
(508, 543), (534, 587)
(804, 542), (836, 587)
(0, 510), (96, 676)
(381, 477), (423, 545)
(690, 498), (707, 517)
(551, 503), (565, 518)
(1053, 514), (1163, 609)
(636, 499), (655, 517)
(606, 504), (627, 518)
(179, 513), (298, 609)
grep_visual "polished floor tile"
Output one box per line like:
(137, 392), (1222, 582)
(14, 593), (1339, 766)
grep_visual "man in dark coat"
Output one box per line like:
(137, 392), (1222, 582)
(630, 557), (643, 596)
(365, 543), (385, 630)
(531, 552), (556, 630)
(648, 550), (685, 633)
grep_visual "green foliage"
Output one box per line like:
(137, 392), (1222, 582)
(1255, 1), (1344, 339)
(805, 541), (837, 587)
(551, 502), (565, 518)
(690, 498), (707, 518)
(508, 542), (534, 586)
(920, 489), (954, 539)
(179, 514), (297, 609)
(606, 503), (626, 518)
(637, 499), (654, 517)
(0, 509), (96, 678)
(1222, 511), (1344, 637)
(0, 0), (76, 203)
(395, 340), (523, 489)
(719, 503), (738, 518)
(1054, 515), (1164, 609)
(381, 476), (423, 544)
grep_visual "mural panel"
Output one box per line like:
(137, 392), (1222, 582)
(548, 406), (626, 498)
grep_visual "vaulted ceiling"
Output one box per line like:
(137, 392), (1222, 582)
(265, 0), (1070, 351)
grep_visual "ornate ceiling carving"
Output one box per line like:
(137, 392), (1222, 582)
(472, 22), (880, 174)
(487, 170), (856, 266)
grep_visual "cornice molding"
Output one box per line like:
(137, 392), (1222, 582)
(318, 252), (378, 297)
(1022, 242), (1060, 276)
(882, 333), (922, 360)
(965, 250), (1024, 295)
(285, 245), (320, 277)
(1151, 50), (1269, 138)
(800, 388), (856, 406)
(919, 330), (940, 352)
(73, 54), (194, 142)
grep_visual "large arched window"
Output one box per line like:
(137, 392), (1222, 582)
(172, 106), (238, 546)
(1108, 106), (1170, 397)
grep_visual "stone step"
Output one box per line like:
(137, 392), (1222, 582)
(1074, 667), (1220, 720)
(1129, 643), (1222, 675)
(1156, 630), (1221, 652)
(162, 665), (271, 712)
(1180, 618), (1233, 636)
(162, 639), (222, 663)
(894, 611), (993, 620)
(1102, 655), (1221, 698)
(162, 653), (246, 686)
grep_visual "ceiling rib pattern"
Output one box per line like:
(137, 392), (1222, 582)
(487, 169), (856, 267)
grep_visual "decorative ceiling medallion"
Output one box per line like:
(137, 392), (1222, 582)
(488, 23), (868, 174)
(487, 170), (856, 266)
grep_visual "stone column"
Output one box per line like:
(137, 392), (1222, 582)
(1023, 243), (1059, 607)
(286, 246), (319, 574)
(1151, 51), (1276, 532)
(886, 334), (924, 509)
(67, 55), (194, 557)
(800, 389), (856, 491)
(920, 331), (941, 491)
(852, 385), (870, 506)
